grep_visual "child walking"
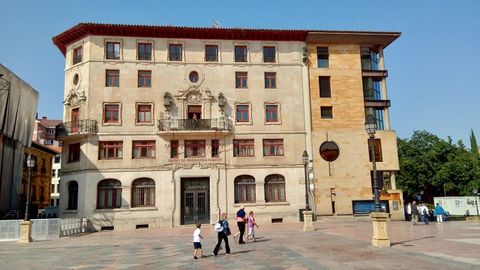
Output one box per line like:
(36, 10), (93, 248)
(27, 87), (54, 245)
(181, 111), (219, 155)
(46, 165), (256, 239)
(244, 211), (259, 242)
(193, 223), (203, 259)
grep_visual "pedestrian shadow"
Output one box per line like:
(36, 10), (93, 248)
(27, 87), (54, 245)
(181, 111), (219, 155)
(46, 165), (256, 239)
(250, 237), (270, 243)
(231, 250), (254, 254)
(391, 236), (434, 247)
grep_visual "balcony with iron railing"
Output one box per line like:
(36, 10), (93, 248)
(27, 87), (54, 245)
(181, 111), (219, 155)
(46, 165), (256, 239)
(55, 119), (98, 140)
(158, 118), (233, 135)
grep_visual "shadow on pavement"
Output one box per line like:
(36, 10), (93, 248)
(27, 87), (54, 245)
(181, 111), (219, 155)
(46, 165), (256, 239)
(391, 236), (434, 246)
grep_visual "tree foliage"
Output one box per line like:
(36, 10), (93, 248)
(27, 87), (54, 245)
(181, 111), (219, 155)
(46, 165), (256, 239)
(397, 130), (480, 202)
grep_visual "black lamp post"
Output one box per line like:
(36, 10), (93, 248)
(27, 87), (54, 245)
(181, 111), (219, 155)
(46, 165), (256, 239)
(302, 151), (310, 211)
(365, 116), (382, 212)
(24, 154), (35, 221)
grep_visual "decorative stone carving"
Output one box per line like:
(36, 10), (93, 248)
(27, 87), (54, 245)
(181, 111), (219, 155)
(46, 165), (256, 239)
(64, 88), (86, 107)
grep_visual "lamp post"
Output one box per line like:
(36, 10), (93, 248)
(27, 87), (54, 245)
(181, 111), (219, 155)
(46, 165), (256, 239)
(365, 115), (390, 247)
(19, 154), (35, 243)
(302, 151), (310, 211)
(24, 154), (35, 221)
(365, 116), (381, 212)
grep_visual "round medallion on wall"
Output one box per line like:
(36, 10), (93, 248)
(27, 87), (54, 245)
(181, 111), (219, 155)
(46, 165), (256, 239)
(189, 71), (199, 83)
(319, 141), (340, 162)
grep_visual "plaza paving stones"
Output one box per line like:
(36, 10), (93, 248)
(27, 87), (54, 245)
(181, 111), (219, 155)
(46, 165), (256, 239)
(0, 218), (479, 269)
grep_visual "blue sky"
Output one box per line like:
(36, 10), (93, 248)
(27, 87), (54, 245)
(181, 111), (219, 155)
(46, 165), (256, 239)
(1, 0), (479, 144)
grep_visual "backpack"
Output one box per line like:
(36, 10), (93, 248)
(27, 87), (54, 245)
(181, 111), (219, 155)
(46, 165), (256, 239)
(214, 221), (223, 232)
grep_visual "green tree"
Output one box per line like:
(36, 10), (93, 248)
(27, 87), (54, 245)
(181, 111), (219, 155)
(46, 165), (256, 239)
(397, 131), (480, 202)
(470, 129), (479, 156)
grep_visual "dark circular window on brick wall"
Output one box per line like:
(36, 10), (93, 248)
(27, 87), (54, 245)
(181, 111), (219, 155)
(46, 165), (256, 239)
(319, 141), (340, 162)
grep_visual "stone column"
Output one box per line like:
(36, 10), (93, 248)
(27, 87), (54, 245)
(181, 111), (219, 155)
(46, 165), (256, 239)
(18, 220), (32, 243)
(303, 210), (315, 232)
(370, 212), (390, 248)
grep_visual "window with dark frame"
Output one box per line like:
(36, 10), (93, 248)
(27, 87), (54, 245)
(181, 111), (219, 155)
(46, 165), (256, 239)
(68, 143), (80, 163)
(170, 140), (179, 158)
(103, 104), (120, 124)
(131, 178), (155, 207)
(235, 72), (248, 88)
(205, 45), (218, 62)
(234, 46), (247, 62)
(73, 46), (83, 65)
(106, 42), (120, 59)
(233, 139), (254, 157)
(136, 104), (152, 124)
(138, 70), (151, 87)
(320, 106), (333, 119)
(97, 179), (122, 209)
(211, 139), (220, 157)
(263, 46), (276, 62)
(137, 43), (152, 60)
(317, 47), (329, 68)
(67, 181), (78, 210)
(368, 138), (383, 162)
(133, 140), (156, 159)
(185, 140), (206, 158)
(234, 175), (256, 203)
(236, 104), (249, 123)
(265, 104), (279, 123)
(106, 70), (119, 87)
(319, 76), (331, 98)
(168, 44), (182, 61)
(98, 141), (123, 160)
(265, 174), (286, 202)
(263, 139), (284, 156)
(264, 72), (277, 89)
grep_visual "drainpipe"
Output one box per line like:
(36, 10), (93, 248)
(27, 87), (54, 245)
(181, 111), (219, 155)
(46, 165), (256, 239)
(170, 164), (176, 228)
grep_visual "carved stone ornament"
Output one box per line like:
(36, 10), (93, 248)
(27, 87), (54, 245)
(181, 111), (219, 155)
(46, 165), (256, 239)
(64, 89), (86, 107)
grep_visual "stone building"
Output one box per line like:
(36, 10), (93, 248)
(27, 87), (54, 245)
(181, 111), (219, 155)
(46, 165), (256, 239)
(52, 23), (402, 230)
(0, 64), (38, 217)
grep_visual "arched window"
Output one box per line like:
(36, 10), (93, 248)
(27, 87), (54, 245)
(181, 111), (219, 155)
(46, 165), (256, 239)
(265, 174), (286, 202)
(67, 181), (78, 210)
(97, 179), (122, 209)
(131, 178), (155, 207)
(234, 175), (256, 203)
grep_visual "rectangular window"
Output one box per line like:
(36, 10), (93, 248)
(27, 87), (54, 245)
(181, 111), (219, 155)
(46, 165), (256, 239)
(136, 104), (152, 124)
(68, 143), (80, 163)
(236, 104), (250, 123)
(138, 70), (151, 87)
(263, 46), (276, 62)
(263, 139), (284, 156)
(185, 140), (206, 158)
(205, 45), (218, 62)
(137, 43), (152, 60)
(52, 170), (56, 177)
(106, 70), (119, 87)
(103, 104), (120, 124)
(54, 156), (60, 163)
(170, 140), (179, 158)
(106, 42), (120, 59)
(233, 139), (254, 157)
(264, 72), (277, 89)
(320, 106), (333, 119)
(168, 44), (182, 61)
(235, 72), (248, 88)
(99, 141), (123, 160)
(368, 138), (383, 162)
(265, 104), (279, 123)
(317, 47), (329, 68)
(73, 46), (83, 65)
(319, 76), (331, 98)
(133, 140), (156, 159)
(211, 139), (219, 157)
(234, 46), (247, 62)
(44, 139), (53, 145)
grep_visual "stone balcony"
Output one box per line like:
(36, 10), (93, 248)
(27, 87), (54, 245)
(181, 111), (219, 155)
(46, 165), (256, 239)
(55, 119), (98, 140)
(157, 118), (233, 135)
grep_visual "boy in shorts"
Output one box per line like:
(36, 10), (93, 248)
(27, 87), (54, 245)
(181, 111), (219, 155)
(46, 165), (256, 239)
(193, 223), (203, 259)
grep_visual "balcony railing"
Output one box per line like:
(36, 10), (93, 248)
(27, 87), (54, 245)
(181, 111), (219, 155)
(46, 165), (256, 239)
(362, 70), (388, 79)
(158, 118), (233, 132)
(364, 99), (391, 108)
(55, 119), (98, 139)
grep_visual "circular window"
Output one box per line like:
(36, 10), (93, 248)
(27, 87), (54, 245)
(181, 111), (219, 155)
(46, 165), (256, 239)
(189, 71), (199, 83)
(319, 141), (340, 162)
(73, 73), (79, 85)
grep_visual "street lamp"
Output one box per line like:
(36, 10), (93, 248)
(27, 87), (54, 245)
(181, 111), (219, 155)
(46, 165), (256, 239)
(24, 154), (35, 221)
(302, 151), (310, 211)
(365, 115), (381, 212)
